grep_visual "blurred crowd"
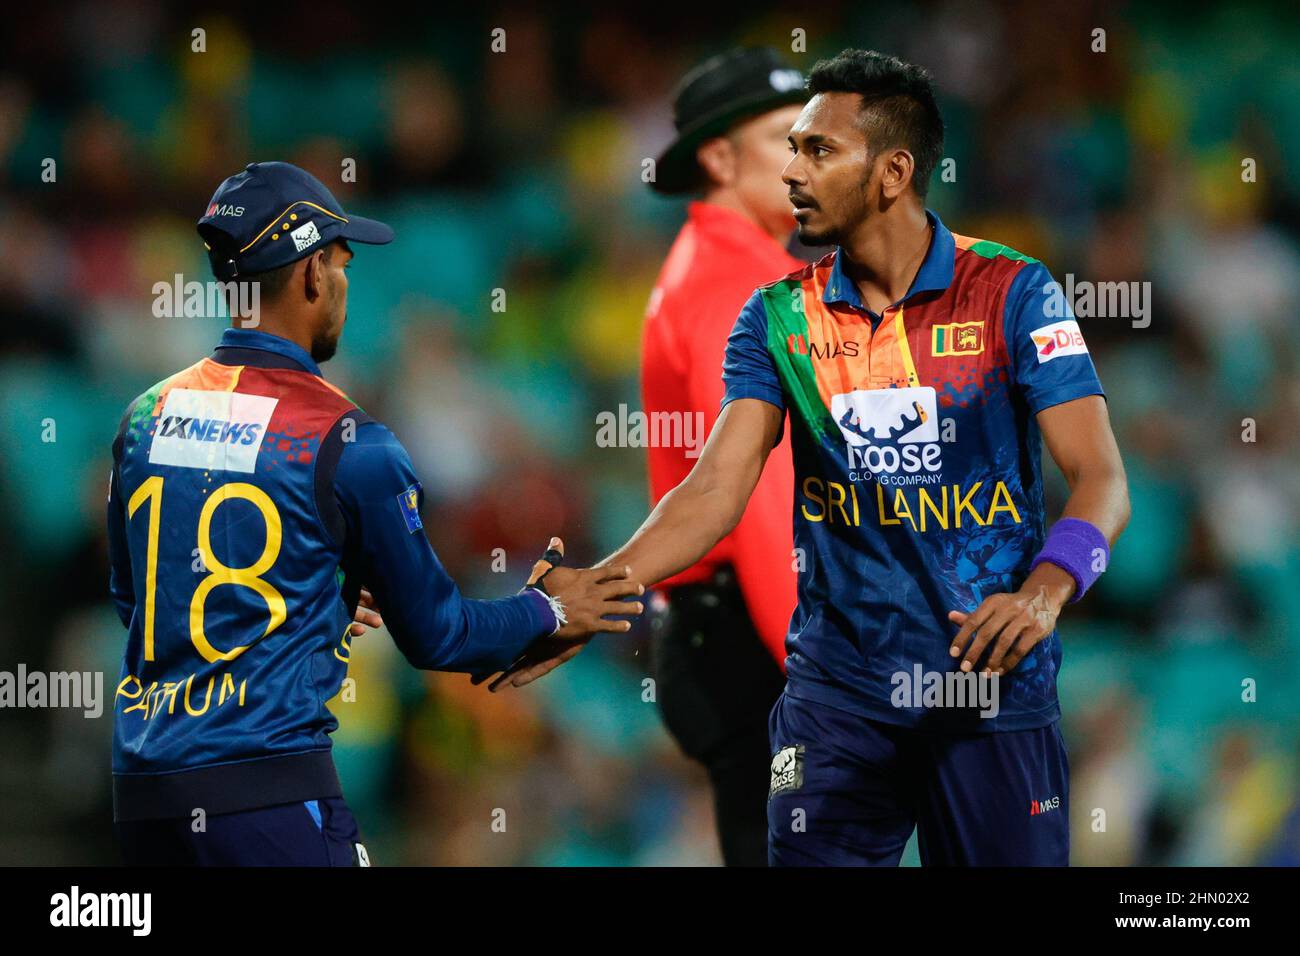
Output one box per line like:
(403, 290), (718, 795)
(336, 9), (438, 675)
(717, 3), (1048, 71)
(0, 0), (1297, 865)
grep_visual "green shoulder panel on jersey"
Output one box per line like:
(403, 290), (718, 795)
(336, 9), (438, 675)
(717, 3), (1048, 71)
(962, 239), (1041, 266)
(759, 276), (839, 444)
(125, 373), (178, 436)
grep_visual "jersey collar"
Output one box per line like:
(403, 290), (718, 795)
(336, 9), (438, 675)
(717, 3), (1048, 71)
(214, 327), (323, 377)
(822, 209), (955, 312)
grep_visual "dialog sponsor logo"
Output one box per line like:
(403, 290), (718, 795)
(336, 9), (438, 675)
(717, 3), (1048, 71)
(1029, 319), (1088, 363)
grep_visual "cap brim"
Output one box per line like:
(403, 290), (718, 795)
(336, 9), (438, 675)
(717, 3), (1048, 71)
(340, 214), (395, 245)
(650, 89), (808, 195)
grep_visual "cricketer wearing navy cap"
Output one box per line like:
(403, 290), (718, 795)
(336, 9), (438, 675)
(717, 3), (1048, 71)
(106, 161), (644, 865)
(197, 161), (395, 280)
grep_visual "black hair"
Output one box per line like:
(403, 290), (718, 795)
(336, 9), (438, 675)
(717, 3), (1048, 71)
(806, 49), (944, 198)
(245, 239), (341, 301)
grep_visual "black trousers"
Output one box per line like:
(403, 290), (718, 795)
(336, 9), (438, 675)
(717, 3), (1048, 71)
(116, 797), (368, 866)
(650, 568), (787, 867)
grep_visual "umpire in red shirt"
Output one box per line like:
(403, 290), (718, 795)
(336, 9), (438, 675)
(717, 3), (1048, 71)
(642, 47), (806, 866)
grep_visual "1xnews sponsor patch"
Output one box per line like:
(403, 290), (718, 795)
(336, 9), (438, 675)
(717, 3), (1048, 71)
(148, 388), (277, 474)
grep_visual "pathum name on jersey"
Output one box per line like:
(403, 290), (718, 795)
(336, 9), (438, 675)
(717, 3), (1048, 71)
(148, 388), (277, 473)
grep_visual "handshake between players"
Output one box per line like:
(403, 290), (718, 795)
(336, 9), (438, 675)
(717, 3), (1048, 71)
(351, 536), (646, 691)
(477, 537), (645, 690)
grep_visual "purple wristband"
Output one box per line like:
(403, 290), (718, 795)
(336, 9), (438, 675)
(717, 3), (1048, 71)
(1028, 517), (1110, 603)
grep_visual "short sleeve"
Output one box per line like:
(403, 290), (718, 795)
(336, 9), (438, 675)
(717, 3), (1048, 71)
(1004, 262), (1105, 415)
(721, 291), (785, 414)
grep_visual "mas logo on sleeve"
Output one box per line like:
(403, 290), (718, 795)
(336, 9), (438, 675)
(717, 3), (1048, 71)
(397, 483), (422, 534)
(1030, 319), (1088, 363)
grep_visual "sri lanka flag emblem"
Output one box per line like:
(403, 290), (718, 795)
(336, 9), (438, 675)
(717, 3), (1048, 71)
(397, 482), (423, 533)
(932, 321), (984, 356)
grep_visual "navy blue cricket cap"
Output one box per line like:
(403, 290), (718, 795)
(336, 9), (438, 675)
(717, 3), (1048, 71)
(197, 161), (394, 280)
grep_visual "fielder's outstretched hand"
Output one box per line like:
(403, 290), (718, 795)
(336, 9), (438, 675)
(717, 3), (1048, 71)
(472, 537), (643, 692)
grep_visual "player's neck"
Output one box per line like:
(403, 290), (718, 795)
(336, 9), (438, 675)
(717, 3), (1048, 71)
(839, 203), (931, 315)
(229, 316), (314, 360)
(700, 186), (786, 244)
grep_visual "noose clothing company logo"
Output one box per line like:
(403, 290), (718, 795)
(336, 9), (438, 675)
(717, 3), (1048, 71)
(769, 744), (805, 796)
(291, 220), (322, 252)
(831, 386), (943, 486)
(804, 383), (1025, 535)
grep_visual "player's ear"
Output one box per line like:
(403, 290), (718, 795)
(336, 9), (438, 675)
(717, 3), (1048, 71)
(879, 147), (914, 200)
(302, 249), (326, 301)
(696, 136), (737, 189)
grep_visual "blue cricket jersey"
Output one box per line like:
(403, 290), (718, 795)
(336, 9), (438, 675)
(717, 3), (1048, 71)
(107, 328), (554, 820)
(721, 211), (1105, 731)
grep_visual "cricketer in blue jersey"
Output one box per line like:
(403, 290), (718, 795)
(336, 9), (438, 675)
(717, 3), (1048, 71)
(487, 52), (1130, 867)
(107, 162), (644, 866)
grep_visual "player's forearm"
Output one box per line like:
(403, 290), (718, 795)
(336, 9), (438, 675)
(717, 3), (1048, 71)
(370, 549), (552, 673)
(335, 422), (556, 673)
(1040, 396), (1131, 546)
(1058, 460), (1131, 544)
(599, 398), (780, 586)
(598, 468), (745, 587)
(1033, 462), (1130, 605)
(411, 592), (551, 674)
